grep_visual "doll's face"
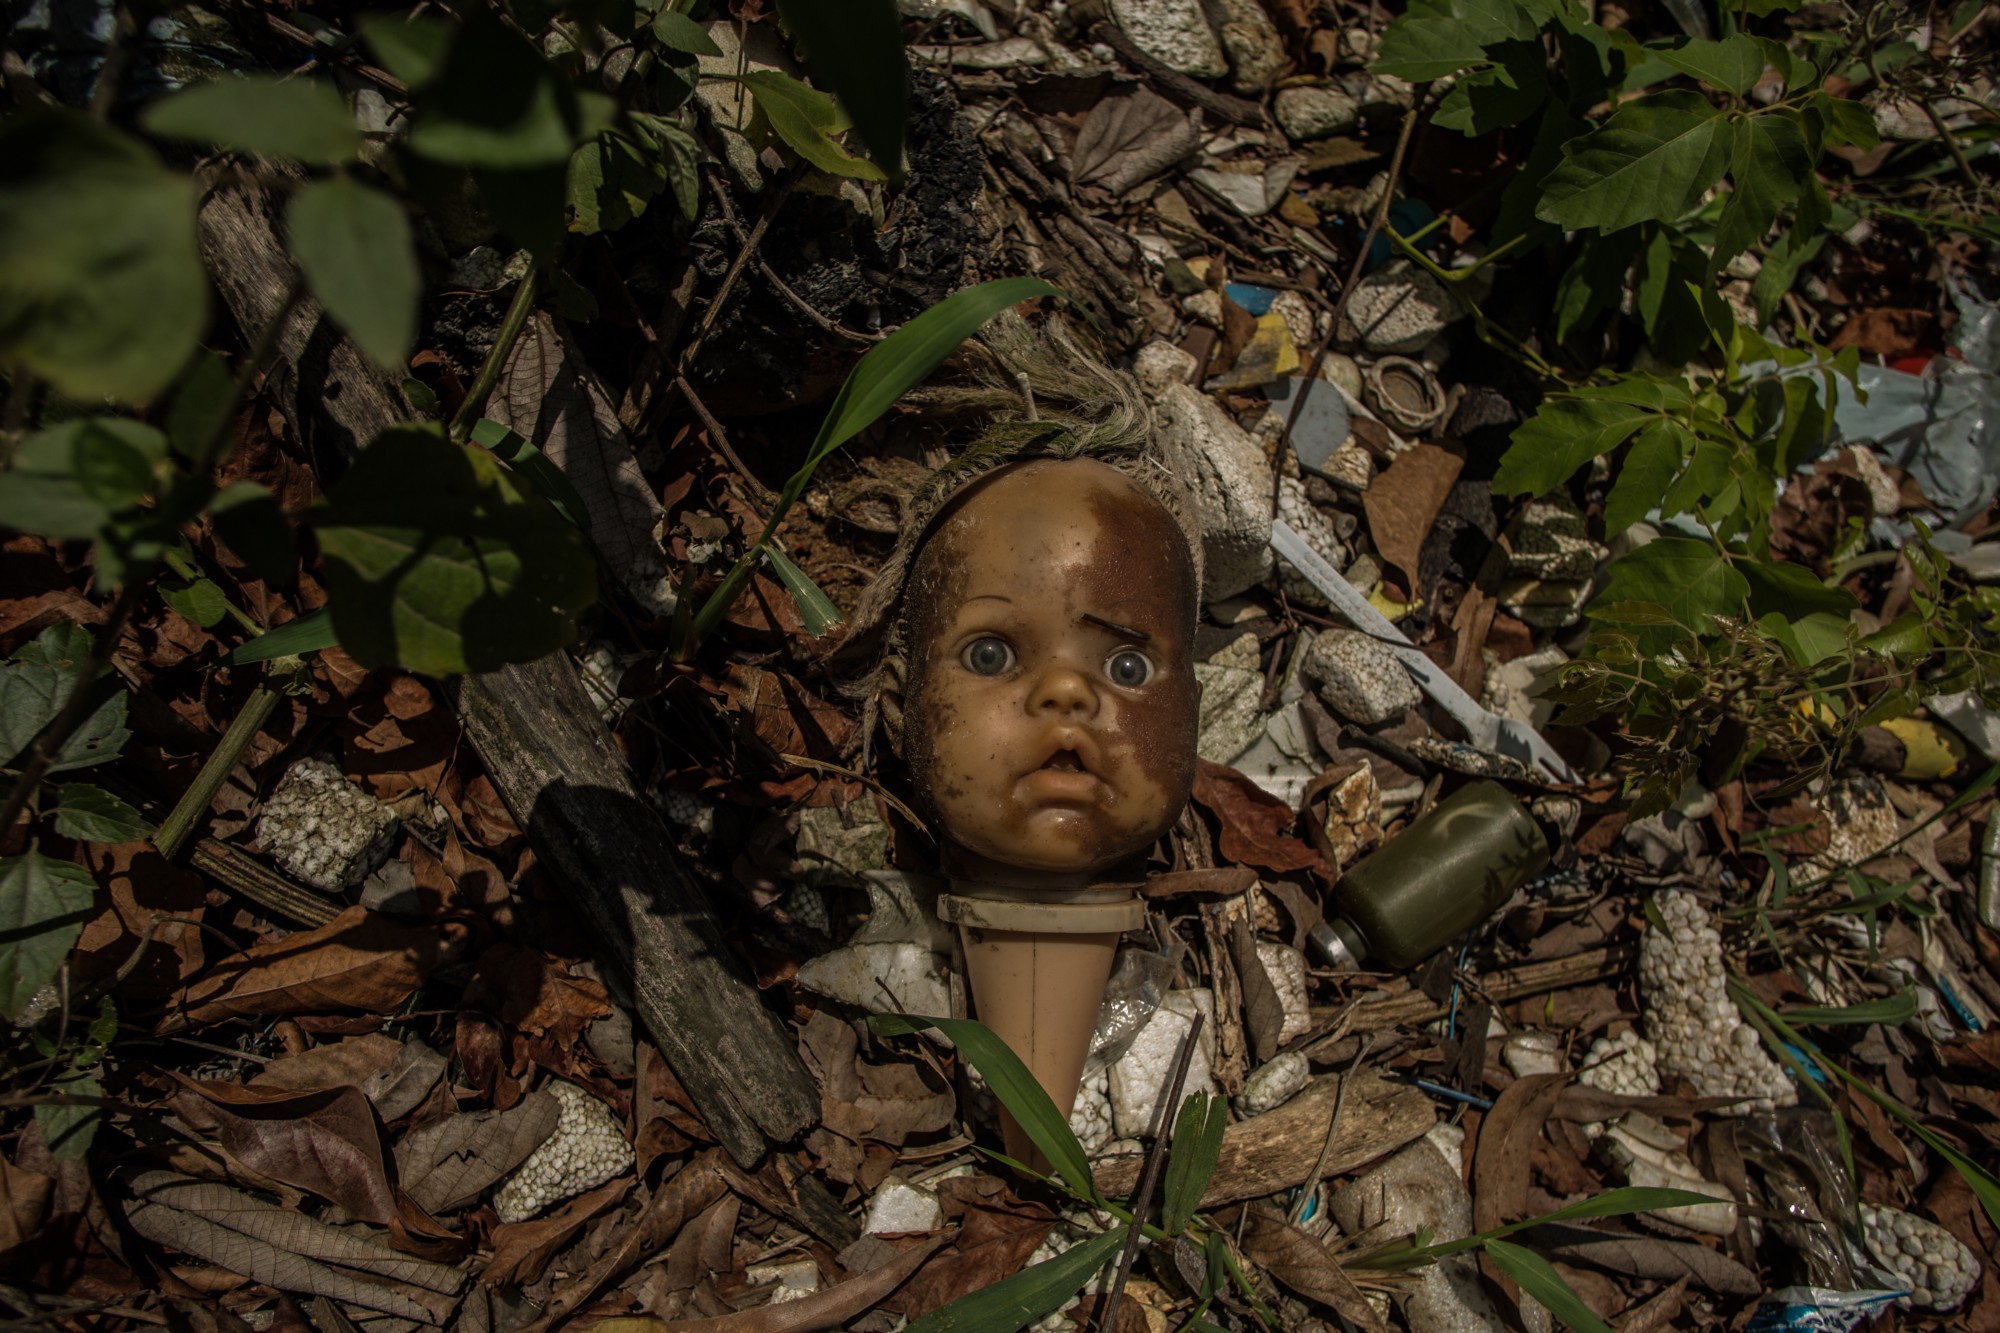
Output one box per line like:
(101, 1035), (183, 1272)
(900, 459), (1199, 881)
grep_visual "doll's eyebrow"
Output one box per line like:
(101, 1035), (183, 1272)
(1081, 613), (1149, 642)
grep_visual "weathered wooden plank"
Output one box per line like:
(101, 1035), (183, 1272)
(196, 181), (819, 1167)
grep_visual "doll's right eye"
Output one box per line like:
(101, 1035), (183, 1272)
(962, 636), (1015, 675)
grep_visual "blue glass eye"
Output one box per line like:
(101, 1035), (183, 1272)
(962, 636), (1015, 675)
(1106, 650), (1152, 687)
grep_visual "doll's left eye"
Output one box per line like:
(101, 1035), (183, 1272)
(1105, 650), (1153, 688)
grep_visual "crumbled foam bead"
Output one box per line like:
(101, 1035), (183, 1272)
(1861, 1202), (1981, 1311)
(1274, 474), (1349, 608)
(1069, 1067), (1116, 1155)
(1808, 779), (1900, 875)
(1237, 1051), (1309, 1116)
(493, 1081), (634, 1222)
(1110, 990), (1217, 1138)
(1639, 892), (1795, 1113)
(257, 757), (401, 893)
(1502, 1031), (1564, 1080)
(862, 1178), (942, 1235)
(1255, 940), (1312, 1045)
(1302, 629), (1420, 725)
(1578, 1028), (1661, 1098)
(1338, 261), (1457, 354)
(745, 1259), (820, 1304)
(1598, 1112), (1737, 1236)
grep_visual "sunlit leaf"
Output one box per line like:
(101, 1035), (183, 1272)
(1485, 1240), (1612, 1333)
(762, 543), (840, 635)
(1538, 90), (1731, 232)
(740, 70), (888, 181)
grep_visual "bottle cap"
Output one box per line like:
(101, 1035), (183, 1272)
(1308, 918), (1365, 971)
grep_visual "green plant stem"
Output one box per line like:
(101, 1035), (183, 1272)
(1100, 1011), (1203, 1332)
(451, 268), (541, 443)
(160, 547), (262, 638)
(151, 683), (283, 862)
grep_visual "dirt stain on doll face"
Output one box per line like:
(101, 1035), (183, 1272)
(901, 458), (1199, 881)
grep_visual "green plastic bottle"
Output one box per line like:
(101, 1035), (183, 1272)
(1310, 779), (1549, 970)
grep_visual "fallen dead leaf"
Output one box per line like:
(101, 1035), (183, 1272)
(1235, 1205), (1389, 1332)
(72, 841), (208, 998)
(169, 1077), (398, 1226)
(1363, 443), (1464, 597)
(397, 1089), (561, 1216)
(250, 1033), (405, 1094)
(1474, 1072), (1567, 1233)
(159, 907), (439, 1033)
(1070, 88), (1200, 197)
(481, 1176), (633, 1287)
(0, 1152), (52, 1252)
(1191, 759), (1327, 876)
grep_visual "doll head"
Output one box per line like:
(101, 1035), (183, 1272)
(898, 458), (1200, 884)
(843, 316), (1204, 886)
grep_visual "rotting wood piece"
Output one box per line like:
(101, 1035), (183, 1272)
(1091, 1070), (1432, 1208)
(458, 655), (820, 1166)
(195, 182), (820, 1169)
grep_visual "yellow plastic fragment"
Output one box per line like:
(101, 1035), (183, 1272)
(1882, 715), (1966, 779)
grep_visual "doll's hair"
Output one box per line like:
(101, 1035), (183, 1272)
(834, 312), (1204, 763)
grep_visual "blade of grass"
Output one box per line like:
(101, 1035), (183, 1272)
(226, 609), (336, 665)
(761, 542), (840, 635)
(901, 1224), (1126, 1333)
(1485, 1240), (1612, 1333)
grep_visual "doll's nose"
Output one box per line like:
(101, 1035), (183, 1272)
(1030, 664), (1099, 717)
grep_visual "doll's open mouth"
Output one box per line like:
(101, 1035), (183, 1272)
(1041, 750), (1087, 773)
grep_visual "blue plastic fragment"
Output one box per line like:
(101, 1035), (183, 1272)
(1745, 1287), (1904, 1332)
(1224, 282), (1278, 316)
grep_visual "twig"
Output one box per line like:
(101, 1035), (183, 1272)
(1919, 97), (1982, 189)
(1088, 23), (1263, 127)
(190, 837), (339, 927)
(760, 255), (881, 345)
(451, 267), (541, 442)
(1292, 1034), (1374, 1222)
(1099, 1009), (1204, 1333)
(674, 373), (779, 510)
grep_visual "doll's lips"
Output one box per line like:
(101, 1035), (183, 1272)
(1018, 739), (1103, 802)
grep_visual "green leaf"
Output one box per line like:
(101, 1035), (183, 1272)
(1432, 40), (1550, 136)
(0, 621), (129, 773)
(870, 1013), (1096, 1203)
(1538, 90), (1733, 232)
(1603, 418), (1689, 536)
(805, 278), (1061, 471)
(1589, 538), (1748, 638)
(1493, 397), (1656, 497)
(1817, 93), (1881, 150)
(471, 419), (594, 534)
(1161, 1092), (1227, 1235)
(635, 117), (704, 219)
(1756, 610), (1848, 666)
(0, 852), (97, 1020)
(226, 608), (339, 666)
(651, 9), (722, 56)
(166, 351), (236, 462)
(360, 14), (454, 89)
(0, 109), (206, 403)
(36, 1068), (102, 1161)
(1739, 555), (1857, 620)
(0, 424), (116, 540)
(1781, 988), (1918, 1027)
(160, 578), (228, 629)
(740, 71), (888, 181)
(773, 0), (908, 177)
(1371, 0), (1542, 83)
(902, 1225), (1127, 1333)
(209, 481), (297, 588)
(761, 542), (840, 636)
(51, 782), (153, 843)
(72, 418), (167, 510)
(566, 129), (668, 235)
(1485, 1241), (1612, 1333)
(287, 176), (420, 372)
(1711, 111), (1811, 275)
(1591, 601), (1680, 626)
(409, 14), (610, 168)
(1653, 35), (1765, 96)
(140, 75), (360, 165)
(1552, 229), (1642, 345)
(1658, 436), (1729, 518)
(311, 426), (597, 675)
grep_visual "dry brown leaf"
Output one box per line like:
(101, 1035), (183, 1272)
(123, 1172), (462, 1321)
(488, 311), (668, 603)
(0, 1153), (52, 1252)
(1070, 88), (1200, 196)
(1363, 443), (1463, 595)
(396, 1089), (561, 1215)
(882, 1177), (1052, 1321)
(72, 841), (207, 998)
(664, 1235), (947, 1332)
(160, 907), (438, 1033)
(1235, 1205), (1389, 1332)
(1615, 1277), (1688, 1332)
(1530, 1222), (1760, 1296)
(480, 1177), (632, 1287)
(169, 1077), (398, 1226)
(250, 1033), (405, 1094)
(1191, 759), (1327, 876)
(1473, 1072), (1566, 1234)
